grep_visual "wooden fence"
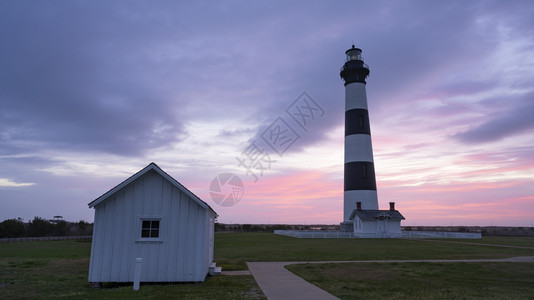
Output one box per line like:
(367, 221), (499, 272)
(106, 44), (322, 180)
(0, 235), (92, 243)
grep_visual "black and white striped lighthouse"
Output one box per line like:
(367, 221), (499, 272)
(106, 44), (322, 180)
(340, 45), (378, 223)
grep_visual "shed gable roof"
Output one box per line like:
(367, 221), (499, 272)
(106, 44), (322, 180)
(349, 209), (405, 221)
(88, 162), (217, 216)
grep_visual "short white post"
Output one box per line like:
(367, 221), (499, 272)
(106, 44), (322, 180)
(133, 257), (142, 291)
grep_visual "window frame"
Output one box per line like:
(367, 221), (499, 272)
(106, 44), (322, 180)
(136, 216), (163, 243)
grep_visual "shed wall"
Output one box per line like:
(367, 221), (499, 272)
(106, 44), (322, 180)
(354, 218), (402, 234)
(88, 170), (212, 282)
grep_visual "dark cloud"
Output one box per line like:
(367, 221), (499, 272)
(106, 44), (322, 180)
(454, 94), (534, 144)
(0, 2), (191, 156)
(0, 0), (521, 158)
(0, 0), (533, 224)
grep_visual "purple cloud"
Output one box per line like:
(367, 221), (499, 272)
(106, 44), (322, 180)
(454, 94), (534, 143)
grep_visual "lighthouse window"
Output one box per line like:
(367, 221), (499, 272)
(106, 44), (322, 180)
(362, 165), (368, 178)
(359, 116), (365, 128)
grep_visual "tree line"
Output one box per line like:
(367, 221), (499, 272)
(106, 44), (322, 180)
(0, 217), (92, 238)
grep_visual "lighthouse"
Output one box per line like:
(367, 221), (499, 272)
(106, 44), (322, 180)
(340, 45), (379, 230)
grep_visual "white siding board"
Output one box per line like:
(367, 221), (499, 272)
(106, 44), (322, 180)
(168, 185), (180, 281)
(89, 164), (216, 283)
(133, 179), (145, 280)
(116, 192), (127, 280)
(145, 172), (155, 215)
(96, 204), (107, 281)
(119, 188), (133, 281)
(88, 206), (104, 282)
(113, 191), (124, 281)
(178, 191), (190, 281)
(107, 199), (118, 281)
(195, 206), (206, 280)
(174, 188), (184, 281)
(207, 213), (214, 264)
(159, 179), (172, 281)
(124, 185), (136, 281)
(153, 173), (163, 215)
(186, 199), (197, 281)
(91, 203), (103, 282)
(154, 174), (164, 281)
(100, 201), (113, 281)
(109, 195), (121, 281)
(97, 202), (108, 282)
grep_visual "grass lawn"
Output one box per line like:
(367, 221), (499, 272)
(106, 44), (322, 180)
(0, 240), (265, 299)
(286, 262), (534, 299)
(1, 233), (533, 299)
(436, 236), (534, 248)
(214, 233), (534, 270)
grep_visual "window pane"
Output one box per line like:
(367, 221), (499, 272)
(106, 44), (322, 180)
(142, 220), (150, 229)
(141, 219), (161, 238)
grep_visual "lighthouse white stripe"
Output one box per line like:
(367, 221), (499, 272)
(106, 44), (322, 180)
(345, 82), (368, 111)
(344, 134), (374, 163)
(344, 190), (379, 221)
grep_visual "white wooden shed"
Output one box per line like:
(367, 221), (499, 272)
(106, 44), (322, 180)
(88, 162), (218, 284)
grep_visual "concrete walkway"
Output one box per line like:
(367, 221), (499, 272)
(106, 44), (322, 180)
(247, 262), (339, 300)
(247, 256), (534, 300)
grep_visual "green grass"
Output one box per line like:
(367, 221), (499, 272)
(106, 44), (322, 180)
(0, 239), (265, 299)
(286, 262), (534, 299)
(0, 254), (263, 299)
(0, 239), (91, 259)
(214, 233), (534, 270)
(437, 236), (534, 248)
(1, 234), (533, 299)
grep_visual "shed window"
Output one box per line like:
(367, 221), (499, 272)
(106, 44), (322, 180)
(141, 220), (160, 238)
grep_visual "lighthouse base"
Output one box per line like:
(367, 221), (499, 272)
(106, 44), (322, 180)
(339, 221), (353, 232)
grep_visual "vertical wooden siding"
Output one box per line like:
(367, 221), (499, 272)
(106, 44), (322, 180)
(88, 170), (212, 282)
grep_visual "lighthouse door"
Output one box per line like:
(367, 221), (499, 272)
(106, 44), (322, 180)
(380, 219), (388, 233)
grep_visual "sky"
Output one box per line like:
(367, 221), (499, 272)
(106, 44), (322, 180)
(1, 0), (533, 226)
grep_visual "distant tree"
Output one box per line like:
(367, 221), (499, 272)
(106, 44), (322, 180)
(0, 218), (26, 238)
(28, 217), (53, 237)
(214, 222), (226, 232)
(271, 224), (291, 231)
(53, 220), (71, 236)
(78, 220), (88, 230)
(67, 220), (92, 236)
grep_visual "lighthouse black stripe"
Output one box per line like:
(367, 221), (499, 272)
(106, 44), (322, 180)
(345, 109), (370, 136)
(344, 161), (377, 191)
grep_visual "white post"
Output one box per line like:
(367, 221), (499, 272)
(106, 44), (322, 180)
(133, 258), (142, 291)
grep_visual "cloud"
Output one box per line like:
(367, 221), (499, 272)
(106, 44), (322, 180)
(0, 178), (34, 187)
(454, 94), (534, 144)
(0, 2), (191, 156)
(1, 1), (534, 225)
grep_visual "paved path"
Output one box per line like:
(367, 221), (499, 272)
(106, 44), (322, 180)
(247, 262), (339, 300)
(247, 256), (534, 300)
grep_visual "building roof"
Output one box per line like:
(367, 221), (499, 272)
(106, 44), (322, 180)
(349, 209), (405, 221)
(88, 162), (217, 216)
